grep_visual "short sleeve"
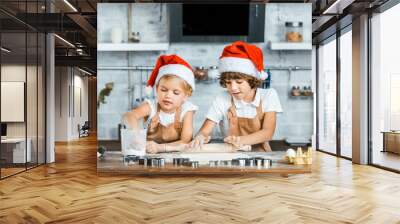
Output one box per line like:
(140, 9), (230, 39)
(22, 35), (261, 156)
(143, 98), (157, 119)
(206, 95), (229, 123)
(180, 101), (199, 120)
(262, 88), (283, 113)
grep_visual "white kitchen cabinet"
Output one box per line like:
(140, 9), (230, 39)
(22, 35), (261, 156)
(268, 41), (312, 50)
(97, 43), (169, 51)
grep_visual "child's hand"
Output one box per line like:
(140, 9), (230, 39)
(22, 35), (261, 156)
(224, 135), (242, 150)
(224, 136), (252, 152)
(188, 134), (210, 149)
(146, 141), (162, 154)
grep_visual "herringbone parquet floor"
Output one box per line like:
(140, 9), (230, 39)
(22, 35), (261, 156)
(1, 135), (400, 224)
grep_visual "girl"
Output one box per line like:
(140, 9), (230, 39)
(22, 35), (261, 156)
(124, 55), (197, 154)
(191, 41), (283, 151)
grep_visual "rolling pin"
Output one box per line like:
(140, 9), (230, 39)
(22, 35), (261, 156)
(164, 143), (251, 153)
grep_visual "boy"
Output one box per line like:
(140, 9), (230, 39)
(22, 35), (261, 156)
(191, 41), (282, 151)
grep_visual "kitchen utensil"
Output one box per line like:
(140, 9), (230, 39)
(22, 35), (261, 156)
(207, 66), (219, 80)
(120, 128), (147, 156)
(194, 66), (208, 81)
(209, 160), (218, 167)
(291, 86), (301, 96)
(237, 158), (246, 167)
(263, 159), (272, 168)
(111, 27), (123, 43)
(189, 161), (199, 168)
(246, 158), (255, 167)
(139, 158), (147, 166)
(173, 158), (189, 166)
(255, 158), (264, 168)
(129, 32), (140, 43)
(151, 158), (159, 167)
(285, 22), (303, 42)
(124, 155), (139, 165)
(231, 159), (239, 166)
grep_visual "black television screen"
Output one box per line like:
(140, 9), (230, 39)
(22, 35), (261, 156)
(170, 4), (265, 42)
(1, 123), (7, 137)
(182, 4), (249, 36)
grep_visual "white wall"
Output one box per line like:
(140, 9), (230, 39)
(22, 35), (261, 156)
(1, 64), (46, 163)
(54, 67), (89, 141)
(1, 65), (38, 137)
(1, 65), (26, 139)
(55, 66), (68, 141)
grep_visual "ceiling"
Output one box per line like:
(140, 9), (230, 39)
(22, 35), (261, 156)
(0, 0), (98, 73)
(311, 0), (391, 43)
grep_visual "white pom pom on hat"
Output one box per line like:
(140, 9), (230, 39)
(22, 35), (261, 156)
(145, 85), (154, 97)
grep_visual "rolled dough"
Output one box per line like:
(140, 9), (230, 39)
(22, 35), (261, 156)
(162, 143), (251, 153)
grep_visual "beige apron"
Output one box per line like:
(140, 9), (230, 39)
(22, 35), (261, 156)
(146, 105), (183, 144)
(227, 97), (272, 151)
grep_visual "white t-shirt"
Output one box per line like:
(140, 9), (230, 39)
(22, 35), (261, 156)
(145, 99), (198, 127)
(206, 88), (283, 124)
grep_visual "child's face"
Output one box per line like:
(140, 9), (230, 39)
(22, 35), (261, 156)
(225, 79), (253, 101)
(156, 76), (189, 112)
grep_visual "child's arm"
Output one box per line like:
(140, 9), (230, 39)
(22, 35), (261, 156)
(123, 102), (151, 129)
(224, 111), (276, 146)
(148, 111), (194, 153)
(188, 93), (226, 148)
(151, 116), (217, 153)
(197, 119), (216, 139)
(189, 119), (217, 148)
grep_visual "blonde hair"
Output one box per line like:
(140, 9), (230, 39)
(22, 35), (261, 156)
(158, 74), (193, 96)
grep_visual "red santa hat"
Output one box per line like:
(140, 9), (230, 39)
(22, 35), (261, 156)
(218, 41), (268, 80)
(146, 55), (195, 95)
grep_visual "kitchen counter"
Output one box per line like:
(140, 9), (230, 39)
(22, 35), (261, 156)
(97, 150), (312, 176)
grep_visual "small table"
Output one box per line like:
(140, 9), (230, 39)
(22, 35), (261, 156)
(382, 131), (400, 154)
(1, 138), (31, 164)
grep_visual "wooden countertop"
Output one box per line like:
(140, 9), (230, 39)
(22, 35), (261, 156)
(97, 151), (311, 176)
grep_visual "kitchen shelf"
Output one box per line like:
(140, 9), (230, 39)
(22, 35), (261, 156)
(289, 92), (314, 99)
(268, 41), (312, 51)
(98, 43), (169, 51)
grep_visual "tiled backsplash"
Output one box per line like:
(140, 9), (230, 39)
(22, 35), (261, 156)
(97, 3), (313, 141)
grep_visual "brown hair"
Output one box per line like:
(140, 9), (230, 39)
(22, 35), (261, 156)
(219, 72), (262, 89)
(158, 74), (193, 96)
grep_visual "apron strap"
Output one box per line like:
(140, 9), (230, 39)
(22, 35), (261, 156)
(228, 97), (239, 136)
(173, 106), (182, 129)
(228, 97), (238, 118)
(149, 103), (182, 129)
(256, 98), (264, 120)
(148, 104), (161, 129)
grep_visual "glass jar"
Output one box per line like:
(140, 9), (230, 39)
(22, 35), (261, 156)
(207, 66), (219, 80)
(285, 22), (303, 42)
(194, 66), (208, 81)
(130, 32), (140, 43)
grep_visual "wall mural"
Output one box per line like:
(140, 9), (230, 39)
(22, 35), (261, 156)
(97, 3), (313, 175)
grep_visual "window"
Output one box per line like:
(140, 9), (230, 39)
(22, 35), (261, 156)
(318, 37), (337, 154)
(371, 3), (400, 171)
(339, 29), (352, 158)
(0, 2), (47, 179)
